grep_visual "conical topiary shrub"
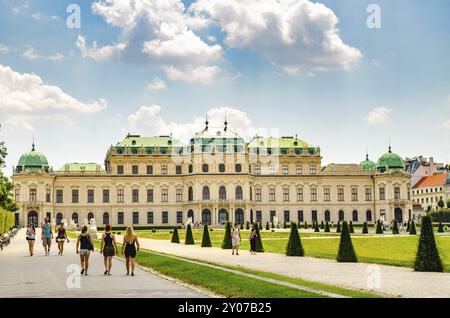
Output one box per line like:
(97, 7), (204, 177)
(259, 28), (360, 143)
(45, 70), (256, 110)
(240, 223), (244, 230)
(171, 226), (180, 243)
(320, 221), (324, 229)
(336, 221), (358, 262)
(185, 224), (195, 245)
(259, 222), (263, 230)
(265, 222), (270, 230)
(392, 220), (399, 235)
(376, 220), (383, 234)
(222, 221), (232, 249)
(362, 222), (369, 234)
(314, 221), (320, 232)
(324, 221), (330, 232)
(246, 221), (250, 230)
(286, 222), (304, 256)
(349, 221), (354, 233)
(414, 216), (443, 272)
(271, 221), (274, 229)
(201, 224), (212, 247)
(336, 221), (341, 233)
(406, 220), (410, 232)
(438, 222), (444, 233)
(253, 222), (264, 252)
(409, 220), (417, 235)
(304, 221), (308, 229)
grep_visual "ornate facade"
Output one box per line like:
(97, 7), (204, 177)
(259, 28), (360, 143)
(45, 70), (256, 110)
(12, 121), (413, 228)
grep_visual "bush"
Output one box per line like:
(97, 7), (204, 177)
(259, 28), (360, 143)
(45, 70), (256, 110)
(314, 221), (320, 232)
(246, 221), (250, 230)
(185, 224), (195, 245)
(429, 209), (450, 222)
(409, 220), (417, 235)
(336, 221), (358, 263)
(414, 216), (443, 272)
(286, 222), (304, 256)
(438, 222), (444, 233)
(240, 223), (244, 230)
(406, 221), (410, 232)
(222, 222), (232, 249)
(376, 220), (383, 234)
(210, 228), (214, 232)
(265, 222), (270, 230)
(392, 220), (399, 235)
(171, 227), (180, 243)
(362, 222), (368, 234)
(271, 221), (274, 229)
(349, 221), (354, 233)
(253, 222), (264, 252)
(0, 209), (15, 234)
(152, 229), (156, 233)
(201, 224), (212, 247)
(320, 221), (324, 229)
(283, 222), (287, 229)
(259, 222), (263, 231)
(324, 221), (330, 232)
(336, 221), (341, 233)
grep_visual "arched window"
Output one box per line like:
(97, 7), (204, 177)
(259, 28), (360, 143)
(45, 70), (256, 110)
(218, 209), (228, 225)
(235, 186), (243, 200)
(219, 186), (227, 200)
(202, 186), (210, 200)
(235, 208), (244, 224)
(366, 210), (372, 222)
(188, 164), (193, 173)
(202, 209), (211, 225)
(103, 212), (109, 225)
(219, 164), (225, 173)
(88, 212), (94, 222)
(338, 210), (345, 221)
(188, 187), (193, 201)
(72, 212), (79, 225)
(352, 210), (358, 222)
(56, 213), (63, 225)
(202, 164), (209, 173)
(235, 164), (242, 172)
(324, 210), (331, 222)
(187, 209), (194, 222)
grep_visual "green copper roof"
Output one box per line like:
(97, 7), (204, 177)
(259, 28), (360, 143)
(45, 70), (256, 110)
(360, 154), (376, 171)
(17, 143), (49, 168)
(376, 147), (405, 170)
(116, 134), (183, 147)
(58, 163), (104, 172)
(248, 136), (313, 148)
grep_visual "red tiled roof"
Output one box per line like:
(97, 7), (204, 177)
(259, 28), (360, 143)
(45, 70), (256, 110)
(412, 174), (447, 189)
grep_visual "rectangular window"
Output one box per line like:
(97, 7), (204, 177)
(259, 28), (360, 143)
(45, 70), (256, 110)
(132, 189), (139, 203)
(162, 211), (168, 224)
(56, 190), (63, 203)
(324, 188), (330, 201)
(255, 188), (262, 202)
(132, 165), (139, 175)
(117, 212), (124, 225)
(284, 210), (290, 223)
(87, 189), (94, 203)
(117, 189), (124, 203)
(270, 210), (276, 222)
(15, 189), (20, 202)
(46, 189), (51, 203)
(161, 165), (168, 175)
(310, 188), (317, 202)
(132, 212), (139, 224)
(337, 188), (344, 201)
(147, 165), (153, 175)
(72, 189), (79, 203)
(268, 165), (275, 175)
(176, 165), (182, 174)
(269, 188), (276, 202)
(161, 189), (168, 202)
(147, 189), (153, 202)
(176, 211), (183, 224)
(297, 188), (303, 202)
(351, 188), (358, 201)
(256, 211), (262, 222)
(176, 189), (182, 202)
(310, 164), (316, 175)
(117, 165), (124, 175)
(103, 189), (110, 203)
(147, 211), (154, 224)
(312, 210), (318, 222)
(29, 189), (37, 202)
(365, 188), (372, 201)
(296, 164), (302, 175)
(255, 165), (261, 175)
(379, 188), (385, 201)
(298, 210), (304, 223)
(283, 188), (289, 201)
(282, 165), (289, 175)
(394, 187), (401, 200)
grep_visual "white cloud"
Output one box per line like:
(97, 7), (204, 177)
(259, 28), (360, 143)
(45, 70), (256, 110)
(146, 78), (167, 91)
(47, 53), (64, 61)
(22, 46), (40, 60)
(163, 65), (220, 84)
(190, 0), (362, 73)
(127, 105), (256, 142)
(76, 35), (126, 62)
(31, 12), (60, 22)
(0, 44), (9, 54)
(0, 64), (107, 131)
(442, 119), (450, 129)
(207, 35), (217, 42)
(366, 107), (392, 125)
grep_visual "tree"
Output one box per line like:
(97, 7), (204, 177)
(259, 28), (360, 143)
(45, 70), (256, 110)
(286, 222), (304, 256)
(185, 224), (195, 245)
(253, 222), (264, 252)
(438, 222), (444, 233)
(392, 220), (399, 235)
(362, 222), (369, 234)
(324, 221), (330, 232)
(349, 221), (354, 233)
(222, 221), (232, 249)
(201, 224), (212, 247)
(376, 220), (383, 234)
(336, 221), (341, 233)
(265, 222), (270, 230)
(171, 227), (180, 243)
(437, 199), (445, 210)
(414, 216), (443, 272)
(314, 221), (320, 232)
(336, 221), (358, 262)
(409, 220), (417, 235)
(0, 129), (18, 213)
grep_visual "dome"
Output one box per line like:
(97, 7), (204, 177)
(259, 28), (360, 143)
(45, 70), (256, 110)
(360, 154), (376, 171)
(376, 147), (405, 170)
(17, 143), (49, 170)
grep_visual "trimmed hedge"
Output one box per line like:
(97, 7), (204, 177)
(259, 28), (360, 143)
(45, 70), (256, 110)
(222, 222), (232, 249)
(376, 220), (383, 234)
(201, 224), (212, 247)
(392, 220), (399, 235)
(429, 209), (450, 222)
(265, 222), (270, 230)
(336, 221), (358, 263)
(314, 221), (320, 232)
(97, 225), (182, 231)
(252, 222), (264, 252)
(320, 221), (325, 229)
(185, 224), (195, 245)
(286, 222), (304, 256)
(324, 221), (330, 233)
(409, 220), (417, 235)
(438, 222), (444, 233)
(171, 226), (180, 243)
(362, 222), (368, 234)
(349, 221), (354, 233)
(414, 216), (443, 272)
(0, 209), (15, 234)
(304, 221), (308, 229)
(336, 221), (341, 233)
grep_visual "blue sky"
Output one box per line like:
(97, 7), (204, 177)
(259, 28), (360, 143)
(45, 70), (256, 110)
(0, 0), (449, 176)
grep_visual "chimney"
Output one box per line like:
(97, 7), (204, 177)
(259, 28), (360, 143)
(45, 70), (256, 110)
(429, 157), (434, 165)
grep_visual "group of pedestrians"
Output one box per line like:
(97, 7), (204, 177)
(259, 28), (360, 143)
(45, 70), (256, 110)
(231, 223), (259, 256)
(25, 219), (140, 276)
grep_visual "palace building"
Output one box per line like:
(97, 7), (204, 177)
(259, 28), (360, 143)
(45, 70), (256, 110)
(12, 120), (413, 228)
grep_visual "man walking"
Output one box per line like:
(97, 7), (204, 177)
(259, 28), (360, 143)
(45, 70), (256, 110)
(42, 217), (53, 256)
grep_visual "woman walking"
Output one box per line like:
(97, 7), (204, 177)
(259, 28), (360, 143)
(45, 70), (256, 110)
(122, 226), (140, 276)
(25, 224), (36, 256)
(231, 223), (241, 255)
(56, 222), (68, 256)
(249, 228), (257, 255)
(100, 224), (118, 275)
(76, 226), (93, 275)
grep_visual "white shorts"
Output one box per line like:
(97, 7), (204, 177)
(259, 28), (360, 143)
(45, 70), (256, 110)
(79, 249), (90, 256)
(232, 237), (240, 247)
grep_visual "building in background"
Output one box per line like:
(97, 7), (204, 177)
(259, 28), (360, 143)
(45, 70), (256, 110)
(411, 173), (448, 211)
(405, 156), (447, 187)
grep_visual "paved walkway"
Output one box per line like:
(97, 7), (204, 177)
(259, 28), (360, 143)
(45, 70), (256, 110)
(119, 235), (450, 298)
(0, 229), (205, 298)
